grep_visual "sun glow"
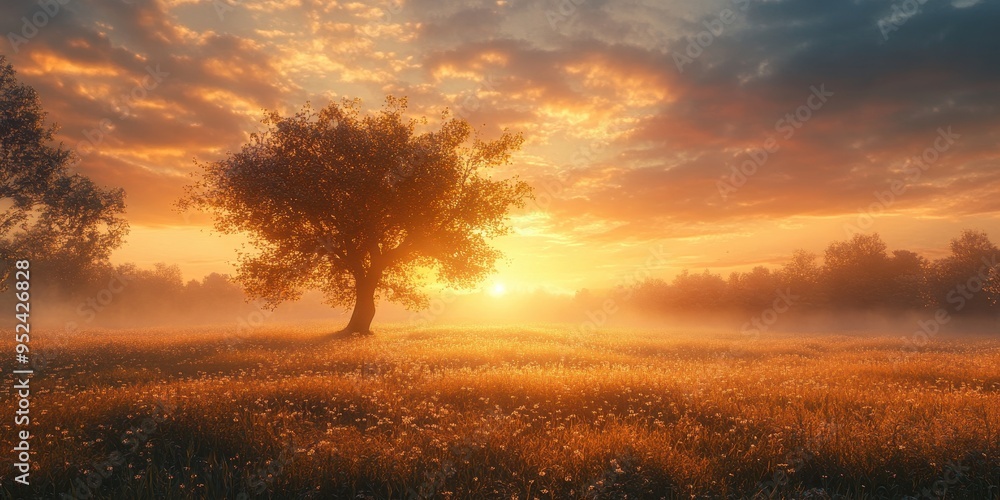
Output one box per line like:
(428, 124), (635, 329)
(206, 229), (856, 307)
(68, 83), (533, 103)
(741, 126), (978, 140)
(489, 282), (508, 297)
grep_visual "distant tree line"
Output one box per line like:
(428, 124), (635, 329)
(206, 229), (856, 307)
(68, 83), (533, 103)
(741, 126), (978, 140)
(622, 230), (1000, 317)
(3, 258), (253, 328)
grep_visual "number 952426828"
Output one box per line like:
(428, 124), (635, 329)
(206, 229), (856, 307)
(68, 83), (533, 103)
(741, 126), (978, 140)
(14, 260), (30, 362)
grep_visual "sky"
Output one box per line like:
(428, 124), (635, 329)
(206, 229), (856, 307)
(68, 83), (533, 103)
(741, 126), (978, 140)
(2, 0), (999, 297)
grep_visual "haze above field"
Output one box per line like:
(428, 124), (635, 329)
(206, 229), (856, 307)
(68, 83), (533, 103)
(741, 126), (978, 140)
(3, 0), (1000, 301)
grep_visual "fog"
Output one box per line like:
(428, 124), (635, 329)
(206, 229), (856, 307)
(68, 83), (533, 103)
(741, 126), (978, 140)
(14, 279), (998, 344)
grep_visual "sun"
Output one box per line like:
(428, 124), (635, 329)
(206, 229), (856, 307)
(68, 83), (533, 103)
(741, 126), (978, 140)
(489, 282), (508, 297)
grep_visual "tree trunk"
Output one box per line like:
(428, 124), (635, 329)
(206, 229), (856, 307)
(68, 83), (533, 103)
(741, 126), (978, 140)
(344, 276), (377, 334)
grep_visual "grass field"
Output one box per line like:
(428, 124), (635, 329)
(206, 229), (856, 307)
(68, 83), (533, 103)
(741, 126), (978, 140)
(2, 324), (999, 499)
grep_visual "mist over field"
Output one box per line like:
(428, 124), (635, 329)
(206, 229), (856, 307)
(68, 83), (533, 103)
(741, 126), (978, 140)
(10, 228), (1000, 340)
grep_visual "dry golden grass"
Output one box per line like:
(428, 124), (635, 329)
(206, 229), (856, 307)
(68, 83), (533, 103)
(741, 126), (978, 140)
(2, 324), (998, 499)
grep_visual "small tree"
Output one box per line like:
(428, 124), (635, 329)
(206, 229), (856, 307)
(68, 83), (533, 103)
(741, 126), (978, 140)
(182, 97), (531, 333)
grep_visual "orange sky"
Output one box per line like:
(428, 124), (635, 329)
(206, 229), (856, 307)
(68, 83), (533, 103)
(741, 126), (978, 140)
(3, 0), (999, 296)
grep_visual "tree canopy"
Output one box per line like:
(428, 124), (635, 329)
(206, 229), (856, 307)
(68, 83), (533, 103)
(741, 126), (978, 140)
(626, 230), (999, 317)
(0, 55), (127, 289)
(182, 97), (531, 333)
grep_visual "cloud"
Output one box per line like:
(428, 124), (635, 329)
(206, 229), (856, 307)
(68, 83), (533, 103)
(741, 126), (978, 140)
(1, 0), (296, 226)
(2, 0), (999, 283)
(565, 0), (1000, 231)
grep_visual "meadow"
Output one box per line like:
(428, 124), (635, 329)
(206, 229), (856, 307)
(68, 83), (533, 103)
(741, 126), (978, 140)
(2, 324), (998, 499)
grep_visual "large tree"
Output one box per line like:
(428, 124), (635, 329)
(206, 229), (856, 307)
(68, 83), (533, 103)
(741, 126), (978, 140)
(0, 55), (128, 290)
(182, 97), (531, 333)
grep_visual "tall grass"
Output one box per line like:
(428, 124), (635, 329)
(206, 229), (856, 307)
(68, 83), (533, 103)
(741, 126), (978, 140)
(2, 324), (998, 499)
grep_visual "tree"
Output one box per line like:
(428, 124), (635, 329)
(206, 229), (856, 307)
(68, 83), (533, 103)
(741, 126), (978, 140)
(727, 266), (778, 310)
(987, 266), (1000, 306)
(822, 233), (892, 308)
(627, 278), (670, 312)
(182, 97), (531, 334)
(668, 269), (727, 310)
(0, 55), (127, 290)
(930, 229), (998, 314)
(886, 249), (930, 310)
(779, 249), (822, 307)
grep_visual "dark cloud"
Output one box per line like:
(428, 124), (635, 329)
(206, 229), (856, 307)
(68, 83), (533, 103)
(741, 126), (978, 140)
(578, 0), (1000, 231)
